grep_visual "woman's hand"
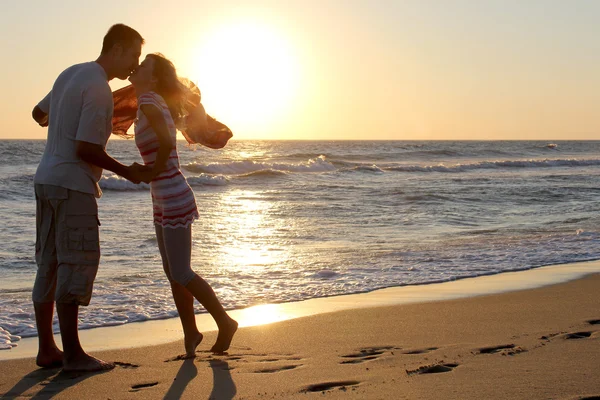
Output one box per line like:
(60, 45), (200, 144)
(131, 162), (155, 183)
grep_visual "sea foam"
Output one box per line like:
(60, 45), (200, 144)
(100, 173), (228, 191)
(184, 155), (336, 175)
(0, 326), (20, 350)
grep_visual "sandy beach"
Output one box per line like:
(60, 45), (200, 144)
(1, 266), (599, 399)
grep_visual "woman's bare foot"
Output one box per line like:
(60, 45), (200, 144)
(36, 347), (64, 369)
(63, 353), (115, 372)
(211, 318), (238, 354)
(185, 331), (203, 358)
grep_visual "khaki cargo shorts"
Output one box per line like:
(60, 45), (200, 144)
(33, 184), (100, 306)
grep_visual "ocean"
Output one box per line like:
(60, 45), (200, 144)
(2, 139), (600, 348)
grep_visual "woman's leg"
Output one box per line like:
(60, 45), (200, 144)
(162, 225), (238, 353)
(155, 224), (202, 356)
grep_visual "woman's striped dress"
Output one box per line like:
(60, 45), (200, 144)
(134, 91), (199, 229)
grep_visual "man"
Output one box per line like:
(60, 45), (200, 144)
(31, 24), (150, 372)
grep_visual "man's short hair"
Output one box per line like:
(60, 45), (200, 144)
(101, 24), (144, 54)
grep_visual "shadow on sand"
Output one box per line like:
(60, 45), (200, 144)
(209, 360), (236, 400)
(162, 359), (236, 400)
(1, 367), (106, 399)
(163, 359), (197, 399)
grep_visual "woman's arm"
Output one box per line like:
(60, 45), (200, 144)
(140, 103), (174, 178)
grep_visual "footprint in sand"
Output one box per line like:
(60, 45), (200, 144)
(477, 344), (515, 354)
(248, 353), (303, 362)
(406, 363), (459, 376)
(164, 354), (196, 362)
(221, 355), (243, 361)
(129, 382), (158, 392)
(340, 355), (380, 364)
(564, 331), (593, 339)
(403, 347), (439, 355)
(340, 346), (399, 364)
(255, 357), (302, 363)
(300, 380), (360, 393)
(540, 332), (563, 341)
(227, 353), (303, 364)
(114, 361), (139, 368)
(164, 351), (305, 371)
(255, 365), (300, 373)
(500, 346), (527, 356)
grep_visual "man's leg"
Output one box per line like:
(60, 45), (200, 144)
(54, 189), (113, 372)
(57, 302), (113, 371)
(32, 184), (63, 368)
(33, 302), (63, 368)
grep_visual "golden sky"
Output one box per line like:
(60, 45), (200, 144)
(1, 0), (599, 140)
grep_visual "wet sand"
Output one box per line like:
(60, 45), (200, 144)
(0, 266), (599, 399)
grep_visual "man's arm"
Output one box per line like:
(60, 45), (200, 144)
(32, 106), (48, 127)
(75, 83), (153, 184)
(33, 92), (51, 127)
(76, 141), (151, 184)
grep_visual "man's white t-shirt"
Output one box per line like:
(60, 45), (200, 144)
(34, 62), (113, 198)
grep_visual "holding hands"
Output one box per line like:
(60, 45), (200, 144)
(126, 162), (155, 184)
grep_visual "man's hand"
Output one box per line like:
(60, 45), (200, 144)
(32, 106), (48, 127)
(128, 163), (154, 184)
(76, 141), (151, 184)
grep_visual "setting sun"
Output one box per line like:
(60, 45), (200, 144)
(190, 20), (301, 138)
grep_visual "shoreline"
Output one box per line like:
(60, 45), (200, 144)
(2, 259), (600, 361)
(1, 264), (598, 399)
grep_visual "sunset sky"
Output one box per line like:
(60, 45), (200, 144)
(1, 0), (598, 140)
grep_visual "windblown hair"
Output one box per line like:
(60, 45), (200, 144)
(147, 53), (188, 127)
(101, 24), (145, 55)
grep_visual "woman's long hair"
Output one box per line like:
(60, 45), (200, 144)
(147, 53), (188, 127)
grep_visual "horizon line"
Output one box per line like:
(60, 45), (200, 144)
(2, 138), (600, 142)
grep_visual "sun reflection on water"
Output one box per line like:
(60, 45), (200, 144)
(212, 190), (290, 276)
(235, 303), (295, 327)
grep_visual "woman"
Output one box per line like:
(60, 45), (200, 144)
(129, 53), (237, 356)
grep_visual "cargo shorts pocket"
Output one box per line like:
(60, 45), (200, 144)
(67, 230), (99, 251)
(61, 215), (100, 265)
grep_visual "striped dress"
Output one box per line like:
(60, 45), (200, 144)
(134, 91), (199, 229)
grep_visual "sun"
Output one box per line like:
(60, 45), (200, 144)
(191, 21), (300, 137)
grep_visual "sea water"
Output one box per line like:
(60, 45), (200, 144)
(2, 140), (600, 348)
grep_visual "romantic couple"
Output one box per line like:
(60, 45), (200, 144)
(31, 24), (238, 372)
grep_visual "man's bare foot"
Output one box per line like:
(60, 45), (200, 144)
(36, 347), (64, 369)
(185, 331), (203, 358)
(63, 354), (115, 372)
(211, 318), (238, 354)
